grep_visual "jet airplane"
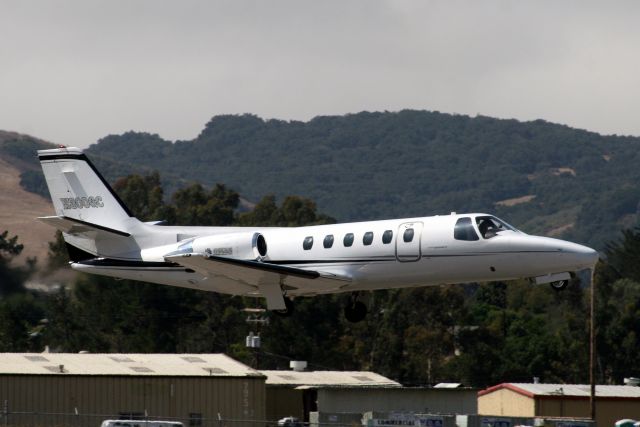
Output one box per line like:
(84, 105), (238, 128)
(37, 146), (598, 322)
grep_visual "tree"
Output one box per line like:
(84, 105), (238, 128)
(47, 231), (68, 271)
(238, 195), (335, 226)
(113, 171), (174, 222)
(171, 183), (239, 226)
(0, 231), (28, 296)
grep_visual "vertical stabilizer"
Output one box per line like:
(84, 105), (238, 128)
(38, 146), (136, 233)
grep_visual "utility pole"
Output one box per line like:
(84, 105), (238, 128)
(589, 268), (596, 421)
(244, 308), (269, 369)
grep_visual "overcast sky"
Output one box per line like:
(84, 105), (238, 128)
(1, 1), (639, 148)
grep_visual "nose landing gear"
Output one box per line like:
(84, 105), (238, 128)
(550, 280), (569, 291)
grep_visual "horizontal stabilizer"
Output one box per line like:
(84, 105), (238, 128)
(38, 216), (131, 238)
(166, 253), (351, 309)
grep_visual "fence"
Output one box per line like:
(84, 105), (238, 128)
(0, 410), (360, 427)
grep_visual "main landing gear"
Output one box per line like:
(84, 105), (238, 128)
(344, 293), (367, 323)
(274, 297), (295, 317)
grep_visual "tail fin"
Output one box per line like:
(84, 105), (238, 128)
(38, 147), (143, 260)
(38, 146), (136, 233)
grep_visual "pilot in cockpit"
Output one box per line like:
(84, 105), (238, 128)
(477, 217), (501, 239)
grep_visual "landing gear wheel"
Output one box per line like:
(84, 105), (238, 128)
(274, 297), (294, 317)
(550, 280), (569, 291)
(344, 301), (367, 323)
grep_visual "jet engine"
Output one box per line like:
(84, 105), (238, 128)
(191, 232), (267, 260)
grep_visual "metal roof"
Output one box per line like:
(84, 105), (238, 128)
(259, 370), (401, 388)
(479, 383), (640, 399)
(0, 353), (264, 377)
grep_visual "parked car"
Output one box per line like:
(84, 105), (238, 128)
(277, 417), (303, 427)
(100, 420), (183, 427)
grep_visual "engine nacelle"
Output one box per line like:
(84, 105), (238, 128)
(191, 232), (267, 260)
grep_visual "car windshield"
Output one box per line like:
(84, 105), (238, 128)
(475, 216), (517, 239)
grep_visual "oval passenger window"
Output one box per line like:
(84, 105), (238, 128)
(363, 232), (374, 245)
(403, 228), (414, 243)
(303, 236), (314, 250)
(343, 233), (354, 247)
(323, 234), (334, 249)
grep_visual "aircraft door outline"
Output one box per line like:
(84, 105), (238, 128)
(396, 222), (423, 262)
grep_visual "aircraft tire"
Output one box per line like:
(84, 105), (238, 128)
(274, 298), (294, 317)
(344, 301), (367, 323)
(550, 280), (569, 291)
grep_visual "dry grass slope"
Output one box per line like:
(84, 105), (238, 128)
(0, 156), (55, 265)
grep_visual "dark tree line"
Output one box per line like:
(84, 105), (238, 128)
(2, 173), (640, 387)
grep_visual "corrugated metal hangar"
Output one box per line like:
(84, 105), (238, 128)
(260, 369), (402, 421)
(478, 382), (640, 427)
(1, 352), (481, 427)
(0, 353), (265, 426)
(260, 370), (477, 422)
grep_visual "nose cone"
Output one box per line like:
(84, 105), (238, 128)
(509, 234), (600, 272)
(556, 240), (600, 270)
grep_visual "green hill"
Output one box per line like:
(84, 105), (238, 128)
(83, 110), (640, 250)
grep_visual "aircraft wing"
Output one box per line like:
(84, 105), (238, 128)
(165, 253), (351, 310)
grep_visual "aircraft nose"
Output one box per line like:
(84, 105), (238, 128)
(557, 240), (599, 269)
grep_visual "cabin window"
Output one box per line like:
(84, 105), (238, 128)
(382, 230), (393, 244)
(323, 234), (334, 248)
(303, 236), (314, 250)
(343, 233), (354, 247)
(363, 232), (374, 245)
(403, 228), (415, 242)
(454, 217), (479, 241)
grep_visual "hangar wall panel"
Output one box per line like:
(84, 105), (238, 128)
(478, 389), (534, 416)
(0, 375), (265, 427)
(537, 398), (640, 427)
(317, 388), (477, 414)
(266, 389), (304, 422)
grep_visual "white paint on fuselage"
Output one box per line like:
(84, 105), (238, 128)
(72, 213), (598, 298)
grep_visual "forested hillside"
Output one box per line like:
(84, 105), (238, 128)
(2, 118), (640, 387)
(84, 111), (640, 249)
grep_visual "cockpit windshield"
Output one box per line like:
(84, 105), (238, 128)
(475, 216), (517, 239)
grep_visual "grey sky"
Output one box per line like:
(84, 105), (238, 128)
(1, 1), (639, 148)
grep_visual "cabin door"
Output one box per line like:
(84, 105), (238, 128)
(396, 222), (423, 262)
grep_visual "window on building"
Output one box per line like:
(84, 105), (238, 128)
(403, 228), (415, 243)
(343, 233), (354, 247)
(454, 217), (479, 241)
(382, 230), (393, 244)
(303, 236), (314, 250)
(363, 232), (374, 245)
(323, 234), (334, 248)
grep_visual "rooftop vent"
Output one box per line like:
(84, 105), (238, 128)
(625, 377), (640, 386)
(110, 356), (134, 363)
(24, 355), (49, 362)
(278, 374), (296, 380)
(182, 356), (206, 363)
(130, 366), (153, 373)
(204, 367), (228, 375)
(44, 365), (66, 373)
(290, 361), (307, 372)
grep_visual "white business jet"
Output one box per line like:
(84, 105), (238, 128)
(37, 146), (598, 322)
